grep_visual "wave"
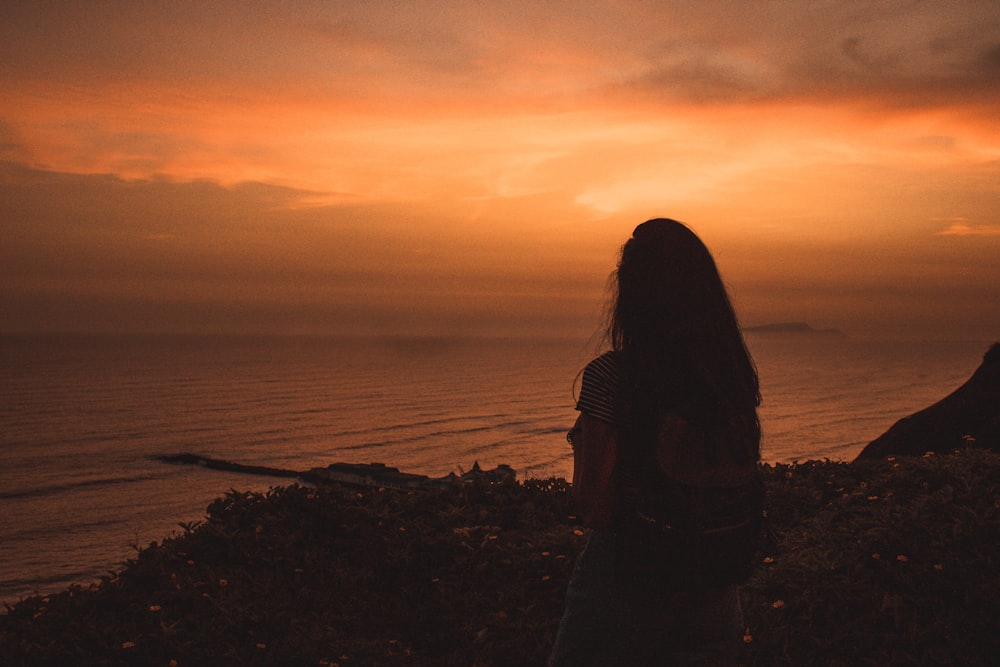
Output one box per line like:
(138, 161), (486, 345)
(1, 569), (104, 602)
(2, 515), (129, 543)
(0, 472), (165, 501)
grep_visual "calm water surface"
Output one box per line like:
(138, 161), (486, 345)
(0, 333), (990, 605)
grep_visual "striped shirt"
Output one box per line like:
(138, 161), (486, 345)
(575, 351), (620, 424)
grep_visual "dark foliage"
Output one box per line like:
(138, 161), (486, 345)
(2, 450), (998, 666)
(743, 449), (1000, 666)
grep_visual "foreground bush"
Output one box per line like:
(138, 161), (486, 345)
(2, 449), (998, 665)
(746, 449), (999, 666)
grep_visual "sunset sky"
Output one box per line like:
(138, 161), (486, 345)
(2, 0), (999, 340)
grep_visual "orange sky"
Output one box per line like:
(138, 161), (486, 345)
(2, 1), (999, 339)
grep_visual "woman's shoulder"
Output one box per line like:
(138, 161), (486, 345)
(577, 351), (621, 423)
(583, 350), (620, 382)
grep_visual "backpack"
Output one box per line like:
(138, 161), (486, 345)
(611, 440), (767, 592)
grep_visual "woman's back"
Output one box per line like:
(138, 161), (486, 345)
(549, 218), (763, 666)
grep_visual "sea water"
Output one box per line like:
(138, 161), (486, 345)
(0, 333), (990, 606)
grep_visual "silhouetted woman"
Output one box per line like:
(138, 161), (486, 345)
(549, 218), (762, 666)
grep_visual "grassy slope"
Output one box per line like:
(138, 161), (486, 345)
(2, 449), (998, 666)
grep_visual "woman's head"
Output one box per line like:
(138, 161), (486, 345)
(610, 218), (734, 352)
(607, 218), (760, 459)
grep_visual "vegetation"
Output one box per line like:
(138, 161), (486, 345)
(2, 449), (998, 666)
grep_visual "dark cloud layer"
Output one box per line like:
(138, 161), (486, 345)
(4, 1), (999, 111)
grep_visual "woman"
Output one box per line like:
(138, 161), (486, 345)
(549, 218), (762, 666)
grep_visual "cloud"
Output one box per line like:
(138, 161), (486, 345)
(2, 2), (999, 339)
(610, 1), (1000, 112)
(936, 222), (1000, 236)
(0, 161), (609, 336)
(3, 0), (997, 113)
(0, 122), (32, 163)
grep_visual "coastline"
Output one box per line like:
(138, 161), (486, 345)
(3, 449), (998, 665)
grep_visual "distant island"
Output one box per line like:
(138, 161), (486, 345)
(744, 322), (845, 336)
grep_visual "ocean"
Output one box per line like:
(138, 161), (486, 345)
(0, 333), (991, 607)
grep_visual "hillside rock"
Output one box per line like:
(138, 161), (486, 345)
(855, 343), (1000, 460)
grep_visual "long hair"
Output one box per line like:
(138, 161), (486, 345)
(607, 218), (760, 463)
